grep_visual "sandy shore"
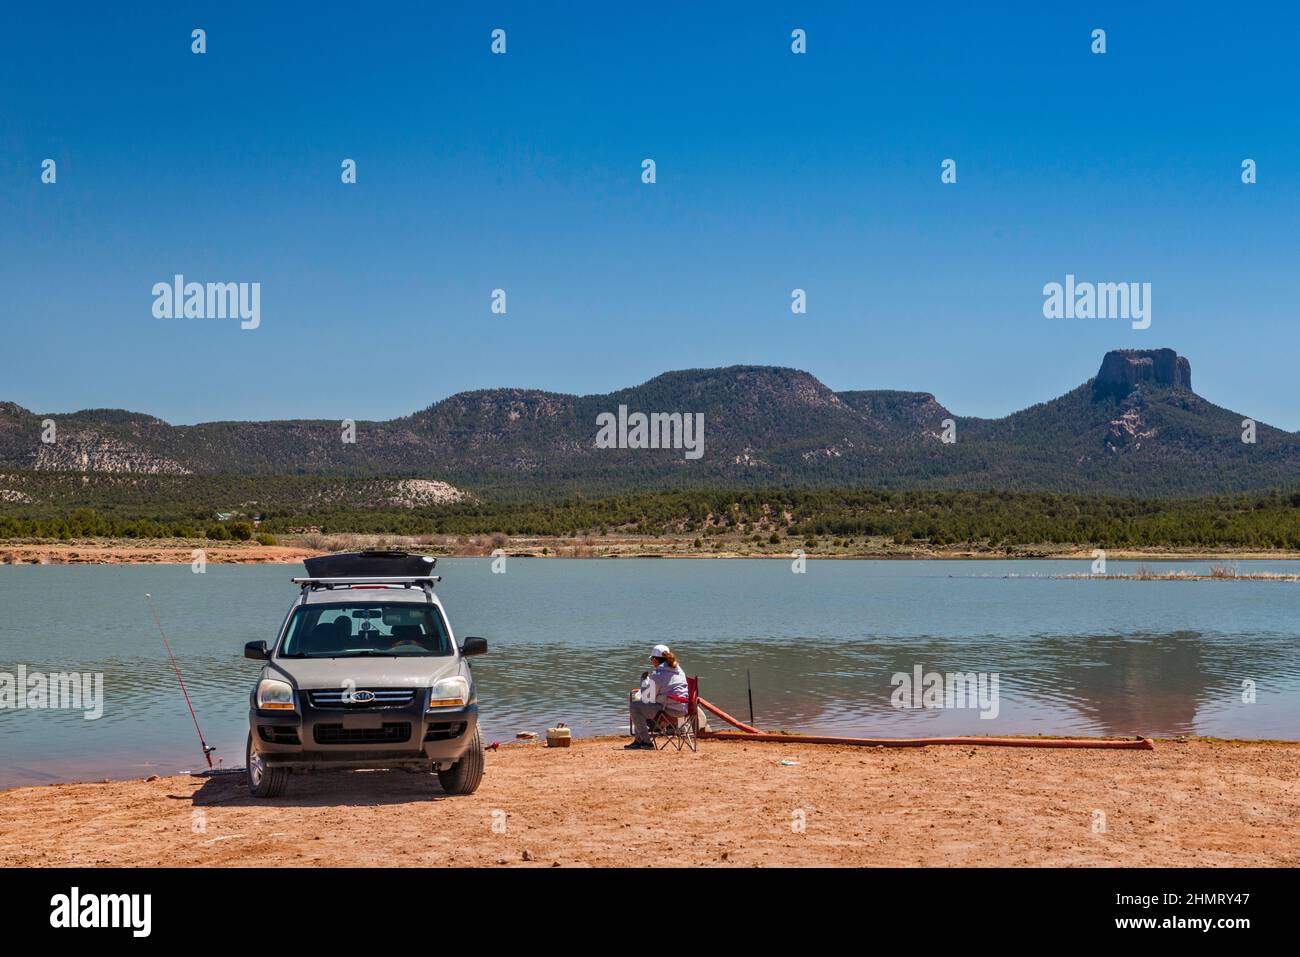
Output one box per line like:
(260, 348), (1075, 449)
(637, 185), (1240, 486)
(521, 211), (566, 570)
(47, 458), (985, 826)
(0, 540), (319, 565)
(4, 536), (1300, 564)
(1, 738), (1296, 867)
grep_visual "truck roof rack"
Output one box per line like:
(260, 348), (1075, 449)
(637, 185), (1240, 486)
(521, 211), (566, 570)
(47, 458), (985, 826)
(292, 575), (441, 590)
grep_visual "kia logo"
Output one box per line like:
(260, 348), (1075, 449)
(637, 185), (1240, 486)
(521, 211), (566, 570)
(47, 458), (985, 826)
(350, 690), (376, 703)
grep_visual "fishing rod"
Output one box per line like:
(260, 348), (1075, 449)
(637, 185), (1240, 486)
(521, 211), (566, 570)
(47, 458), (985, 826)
(145, 593), (216, 768)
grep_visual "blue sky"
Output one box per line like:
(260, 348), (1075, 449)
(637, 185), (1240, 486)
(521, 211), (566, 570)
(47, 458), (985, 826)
(2, 2), (1298, 428)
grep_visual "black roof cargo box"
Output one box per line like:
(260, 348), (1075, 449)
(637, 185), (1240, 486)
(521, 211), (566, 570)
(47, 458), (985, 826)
(302, 550), (437, 579)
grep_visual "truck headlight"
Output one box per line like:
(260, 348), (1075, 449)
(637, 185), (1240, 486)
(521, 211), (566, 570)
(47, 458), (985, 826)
(256, 678), (296, 711)
(428, 677), (469, 709)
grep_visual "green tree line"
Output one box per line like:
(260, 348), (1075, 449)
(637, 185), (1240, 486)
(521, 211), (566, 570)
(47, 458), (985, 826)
(7, 486), (1300, 549)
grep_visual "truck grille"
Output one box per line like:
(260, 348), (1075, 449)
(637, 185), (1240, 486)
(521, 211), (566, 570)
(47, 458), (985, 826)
(314, 722), (412, 745)
(308, 689), (416, 709)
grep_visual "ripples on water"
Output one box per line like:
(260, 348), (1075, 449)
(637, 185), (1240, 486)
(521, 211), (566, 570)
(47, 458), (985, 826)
(1, 559), (1297, 785)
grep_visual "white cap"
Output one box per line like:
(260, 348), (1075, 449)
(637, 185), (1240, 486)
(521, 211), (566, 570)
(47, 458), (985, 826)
(650, 643), (670, 660)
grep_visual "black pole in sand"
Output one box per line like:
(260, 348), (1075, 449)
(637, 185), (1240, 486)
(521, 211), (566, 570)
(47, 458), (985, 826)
(747, 669), (755, 726)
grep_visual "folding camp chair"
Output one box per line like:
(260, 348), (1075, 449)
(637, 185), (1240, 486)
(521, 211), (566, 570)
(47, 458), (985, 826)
(647, 676), (699, 752)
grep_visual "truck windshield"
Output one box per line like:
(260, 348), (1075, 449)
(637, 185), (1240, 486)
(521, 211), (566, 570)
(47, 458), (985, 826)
(279, 602), (453, 658)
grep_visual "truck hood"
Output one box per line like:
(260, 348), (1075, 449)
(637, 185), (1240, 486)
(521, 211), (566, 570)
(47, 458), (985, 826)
(267, 656), (461, 689)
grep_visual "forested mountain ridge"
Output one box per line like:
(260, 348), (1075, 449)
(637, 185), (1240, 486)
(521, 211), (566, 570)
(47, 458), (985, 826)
(1, 349), (1295, 498)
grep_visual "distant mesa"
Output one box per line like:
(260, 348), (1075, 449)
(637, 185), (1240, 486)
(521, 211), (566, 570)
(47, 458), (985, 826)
(1092, 348), (1192, 401)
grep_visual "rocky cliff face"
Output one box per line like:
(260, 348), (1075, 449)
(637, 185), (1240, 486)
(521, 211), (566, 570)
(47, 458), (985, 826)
(1092, 349), (1192, 400)
(31, 432), (191, 474)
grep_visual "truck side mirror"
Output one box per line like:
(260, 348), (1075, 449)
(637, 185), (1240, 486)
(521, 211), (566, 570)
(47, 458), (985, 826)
(460, 637), (488, 657)
(244, 640), (270, 660)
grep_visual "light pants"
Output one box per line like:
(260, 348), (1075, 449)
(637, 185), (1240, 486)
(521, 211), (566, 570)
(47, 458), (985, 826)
(630, 699), (684, 743)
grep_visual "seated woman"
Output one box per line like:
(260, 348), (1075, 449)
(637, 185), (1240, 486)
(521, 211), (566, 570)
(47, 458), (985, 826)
(626, 643), (688, 750)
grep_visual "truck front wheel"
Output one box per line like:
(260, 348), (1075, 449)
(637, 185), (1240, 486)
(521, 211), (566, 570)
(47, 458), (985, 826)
(246, 732), (290, 798)
(436, 727), (485, 795)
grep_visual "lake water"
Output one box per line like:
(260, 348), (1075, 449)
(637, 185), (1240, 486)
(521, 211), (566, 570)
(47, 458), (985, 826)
(2, 558), (1298, 787)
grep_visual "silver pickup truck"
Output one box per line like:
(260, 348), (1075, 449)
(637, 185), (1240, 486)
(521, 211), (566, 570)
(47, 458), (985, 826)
(243, 551), (486, 798)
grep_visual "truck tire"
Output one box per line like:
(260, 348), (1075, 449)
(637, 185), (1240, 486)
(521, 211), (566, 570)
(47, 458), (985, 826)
(436, 727), (485, 795)
(246, 732), (290, 798)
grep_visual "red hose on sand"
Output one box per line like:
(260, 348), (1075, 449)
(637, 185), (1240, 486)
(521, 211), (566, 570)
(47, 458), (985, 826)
(699, 730), (1154, 750)
(695, 697), (1154, 750)
(697, 696), (762, 734)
